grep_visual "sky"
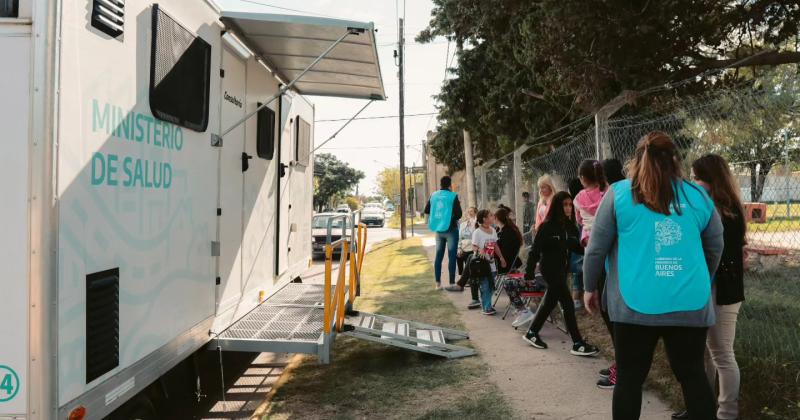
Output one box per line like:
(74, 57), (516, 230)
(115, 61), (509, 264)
(216, 0), (452, 196)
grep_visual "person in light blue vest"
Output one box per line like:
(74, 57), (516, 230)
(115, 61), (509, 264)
(583, 132), (724, 420)
(424, 176), (462, 290)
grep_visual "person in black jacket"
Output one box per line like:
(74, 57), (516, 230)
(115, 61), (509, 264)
(672, 154), (747, 420)
(522, 191), (599, 357)
(495, 207), (523, 274)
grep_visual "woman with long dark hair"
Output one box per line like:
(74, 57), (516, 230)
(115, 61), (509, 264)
(522, 191), (600, 357)
(495, 207), (523, 274)
(583, 132), (724, 420)
(672, 154), (747, 420)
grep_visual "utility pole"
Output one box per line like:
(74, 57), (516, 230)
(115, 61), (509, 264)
(397, 17), (407, 239)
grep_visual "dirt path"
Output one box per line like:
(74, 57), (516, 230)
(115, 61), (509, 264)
(421, 235), (672, 420)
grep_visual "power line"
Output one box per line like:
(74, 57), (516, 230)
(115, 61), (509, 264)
(238, 0), (342, 19)
(319, 143), (423, 150)
(316, 112), (437, 122)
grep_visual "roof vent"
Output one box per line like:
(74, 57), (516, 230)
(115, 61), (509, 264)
(91, 0), (125, 38)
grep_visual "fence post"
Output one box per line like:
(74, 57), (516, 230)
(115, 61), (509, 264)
(513, 147), (526, 224)
(463, 130), (477, 208)
(784, 131), (791, 218)
(594, 112), (612, 160)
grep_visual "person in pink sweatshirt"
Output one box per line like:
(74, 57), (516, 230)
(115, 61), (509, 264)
(574, 160), (608, 247)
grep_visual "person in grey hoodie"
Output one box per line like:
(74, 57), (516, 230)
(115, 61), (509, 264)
(583, 132), (724, 420)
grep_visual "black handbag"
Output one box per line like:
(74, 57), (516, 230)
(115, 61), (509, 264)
(467, 254), (492, 280)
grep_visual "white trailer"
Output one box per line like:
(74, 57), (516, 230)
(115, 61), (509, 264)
(0, 0), (386, 418)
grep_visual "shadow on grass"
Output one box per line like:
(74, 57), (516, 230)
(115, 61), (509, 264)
(578, 261), (800, 420)
(265, 238), (517, 420)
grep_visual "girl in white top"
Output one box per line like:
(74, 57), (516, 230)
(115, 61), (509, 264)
(471, 209), (504, 315)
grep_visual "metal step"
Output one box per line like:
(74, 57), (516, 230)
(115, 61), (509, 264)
(416, 329), (445, 348)
(343, 312), (475, 359)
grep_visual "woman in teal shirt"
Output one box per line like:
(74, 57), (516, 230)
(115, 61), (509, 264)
(583, 132), (724, 420)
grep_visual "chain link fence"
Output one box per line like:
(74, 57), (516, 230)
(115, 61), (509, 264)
(474, 70), (800, 418)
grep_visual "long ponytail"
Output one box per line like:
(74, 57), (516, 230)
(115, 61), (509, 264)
(626, 131), (684, 215)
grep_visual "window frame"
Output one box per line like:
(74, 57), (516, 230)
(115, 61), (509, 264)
(294, 116), (311, 167)
(148, 4), (212, 132)
(256, 103), (276, 160)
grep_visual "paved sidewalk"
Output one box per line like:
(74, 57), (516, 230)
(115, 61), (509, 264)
(421, 235), (672, 420)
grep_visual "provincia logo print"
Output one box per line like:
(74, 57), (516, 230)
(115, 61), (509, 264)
(655, 219), (682, 253)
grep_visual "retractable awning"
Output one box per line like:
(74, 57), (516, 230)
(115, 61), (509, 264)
(220, 11), (386, 101)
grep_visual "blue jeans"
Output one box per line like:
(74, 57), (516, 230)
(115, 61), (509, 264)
(570, 252), (584, 292)
(479, 273), (496, 311)
(434, 225), (459, 284)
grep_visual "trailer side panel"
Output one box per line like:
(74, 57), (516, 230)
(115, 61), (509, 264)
(0, 24), (32, 417)
(56, 0), (221, 407)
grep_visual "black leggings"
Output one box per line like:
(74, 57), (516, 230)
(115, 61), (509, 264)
(597, 273), (614, 340)
(456, 252), (479, 301)
(527, 273), (583, 343)
(612, 323), (715, 420)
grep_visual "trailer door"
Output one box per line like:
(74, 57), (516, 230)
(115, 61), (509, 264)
(217, 47), (247, 316)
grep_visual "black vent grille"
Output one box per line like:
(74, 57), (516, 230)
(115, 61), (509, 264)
(91, 0), (125, 38)
(86, 268), (120, 383)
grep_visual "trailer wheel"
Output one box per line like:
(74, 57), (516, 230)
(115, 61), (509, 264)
(119, 394), (158, 420)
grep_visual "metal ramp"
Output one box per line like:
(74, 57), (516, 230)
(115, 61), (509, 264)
(343, 312), (475, 359)
(212, 219), (475, 362)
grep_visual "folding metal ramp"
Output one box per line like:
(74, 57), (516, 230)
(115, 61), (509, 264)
(342, 312), (475, 359)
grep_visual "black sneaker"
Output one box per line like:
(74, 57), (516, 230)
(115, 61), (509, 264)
(670, 411), (689, 420)
(522, 331), (547, 349)
(596, 377), (615, 390)
(599, 368), (610, 378)
(571, 341), (600, 357)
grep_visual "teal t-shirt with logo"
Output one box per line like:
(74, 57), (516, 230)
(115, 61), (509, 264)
(613, 179), (715, 315)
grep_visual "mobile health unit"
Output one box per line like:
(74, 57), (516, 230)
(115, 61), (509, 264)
(0, 0), (388, 417)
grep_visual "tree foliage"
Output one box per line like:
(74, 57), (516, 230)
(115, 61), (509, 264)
(313, 153), (364, 212)
(418, 0), (800, 170)
(684, 68), (800, 201)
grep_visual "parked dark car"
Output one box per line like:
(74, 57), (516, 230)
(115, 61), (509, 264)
(312, 213), (353, 258)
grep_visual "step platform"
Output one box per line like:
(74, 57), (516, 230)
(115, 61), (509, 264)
(211, 283), (340, 358)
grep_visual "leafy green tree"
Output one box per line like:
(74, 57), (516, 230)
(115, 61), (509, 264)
(313, 154), (364, 212)
(418, 0), (800, 170)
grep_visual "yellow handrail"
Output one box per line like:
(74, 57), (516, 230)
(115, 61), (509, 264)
(335, 241), (349, 332)
(323, 222), (368, 335)
(323, 245), (334, 334)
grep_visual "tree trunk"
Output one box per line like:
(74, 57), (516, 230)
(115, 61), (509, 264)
(753, 163), (772, 203)
(749, 163), (758, 202)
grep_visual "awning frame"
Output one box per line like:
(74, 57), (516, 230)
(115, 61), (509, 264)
(221, 27), (361, 136)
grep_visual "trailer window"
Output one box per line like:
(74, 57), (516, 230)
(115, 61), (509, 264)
(149, 4), (211, 132)
(295, 116), (311, 166)
(0, 0), (18, 17)
(256, 103), (275, 160)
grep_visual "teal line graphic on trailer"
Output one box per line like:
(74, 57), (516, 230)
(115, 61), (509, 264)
(0, 365), (20, 402)
(91, 99), (183, 189)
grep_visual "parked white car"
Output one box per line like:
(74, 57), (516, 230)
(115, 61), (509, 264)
(361, 202), (386, 227)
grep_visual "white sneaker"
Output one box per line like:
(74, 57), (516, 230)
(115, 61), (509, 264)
(512, 309), (535, 328)
(573, 299), (584, 310)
